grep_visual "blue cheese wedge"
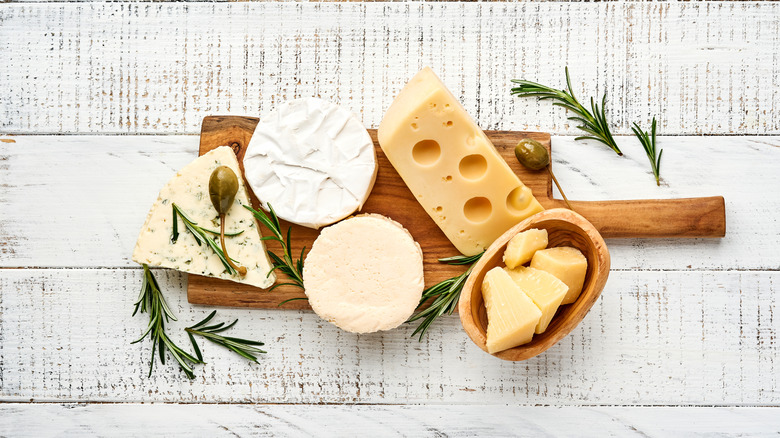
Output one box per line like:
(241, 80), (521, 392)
(132, 146), (275, 289)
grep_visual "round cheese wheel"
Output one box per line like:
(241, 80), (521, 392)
(302, 214), (425, 333)
(243, 98), (377, 229)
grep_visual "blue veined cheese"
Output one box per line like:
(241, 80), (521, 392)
(132, 146), (275, 289)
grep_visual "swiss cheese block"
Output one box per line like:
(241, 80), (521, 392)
(504, 266), (568, 334)
(133, 146), (275, 289)
(482, 267), (542, 354)
(503, 228), (548, 269)
(377, 68), (544, 256)
(530, 247), (588, 305)
(302, 214), (424, 333)
(243, 98), (377, 229)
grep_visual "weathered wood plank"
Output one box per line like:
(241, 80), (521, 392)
(1, 404), (780, 437)
(0, 3), (777, 135)
(0, 135), (777, 270)
(0, 268), (777, 404)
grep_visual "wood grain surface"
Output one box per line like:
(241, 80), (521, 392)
(1, 3), (778, 136)
(189, 116), (724, 309)
(1, 268), (778, 404)
(2, 404), (780, 438)
(1, 1), (780, 433)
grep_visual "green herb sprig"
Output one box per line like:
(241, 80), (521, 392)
(244, 204), (305, 292)
(186, 310), (267, 362)
(511, 67), (622, 156)
(171, 203), (244, 276)
(132, 264), (202, 379)
(132, 265), (266, 378)
(407, 252), (484, 341)
(631, 117), (663, 186)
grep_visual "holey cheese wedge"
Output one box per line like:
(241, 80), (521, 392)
(133, 146), (275, 289)
(378, 67), (544, 256)
(302, 214), (424, 333)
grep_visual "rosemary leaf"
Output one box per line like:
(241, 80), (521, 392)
(277, 297), (309, 307)
(511, 67), (623, 156)
(186, 312), (267, 363)
(407, 251), (484, 341)
(244, 204), (305, 291)
(132, 265), (202, 379)
(631, 117), (663, 186)
(171, 203), (241, 276)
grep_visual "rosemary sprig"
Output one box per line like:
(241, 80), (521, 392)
(172, 203), (243, 276)
(407, 251), (484, 341)
(132, 264), (202, 379)
(631, 117), (663, 186)
(186, 310), (267, 362)
(511, 67), (622, 156)
(132, 266), (266, 378)
(244, 204), (305, 291)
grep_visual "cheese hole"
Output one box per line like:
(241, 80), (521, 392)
(411, 123), (419, 130)
(412, 140), (441, 166)
(463, 197), (492, 223)
(443, 121), (453, 127)
(506, 186), (533, 213)
(458, 154), (488, 180)
(442, 175), (453, 182)
(435, 206), (443, 212)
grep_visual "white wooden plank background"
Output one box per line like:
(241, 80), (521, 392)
(0, 3), (778, 135)
(1, 404), (779, 437)
(1, 0), (780, 435)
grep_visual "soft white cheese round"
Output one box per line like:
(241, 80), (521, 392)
(243, 98), (377, 229)
(302, 214), (425, 333)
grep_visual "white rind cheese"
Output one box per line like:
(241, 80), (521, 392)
(302, 214), (424, 333)
(133, 146), (275, 289)
(243, 98), (378, 229)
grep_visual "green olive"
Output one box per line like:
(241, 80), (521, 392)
(514, 139), (550, 171)
(209, 166), (239, 215)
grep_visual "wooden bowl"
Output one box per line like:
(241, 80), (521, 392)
(458, 208), (611, 361)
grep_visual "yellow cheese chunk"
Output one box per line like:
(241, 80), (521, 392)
(378, 67), (544, 256)
(530, 247), (588, 305)
(504, 266), (568, 334)
(503, 228), (548, 269)
(482, 267), (542, 354)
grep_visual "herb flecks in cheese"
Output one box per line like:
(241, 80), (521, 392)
(133, 146), (275, 289)
(243, 98), (377, 229)
(302, 214), (424, 334)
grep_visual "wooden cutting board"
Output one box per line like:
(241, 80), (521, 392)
(188, 116), (726, 309)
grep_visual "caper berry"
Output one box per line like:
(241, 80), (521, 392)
(514, 139), (550, 171)
(209, 166), (239, 215)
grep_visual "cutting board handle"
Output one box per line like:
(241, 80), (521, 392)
(565, 196), (726, 238)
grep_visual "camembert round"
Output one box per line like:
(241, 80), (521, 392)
(302, 214), (425, 333)
(243, 98), (377, 229)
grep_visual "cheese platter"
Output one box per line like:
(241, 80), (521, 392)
(188, 116), (725, 310)
(131, 67), (726, 374)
